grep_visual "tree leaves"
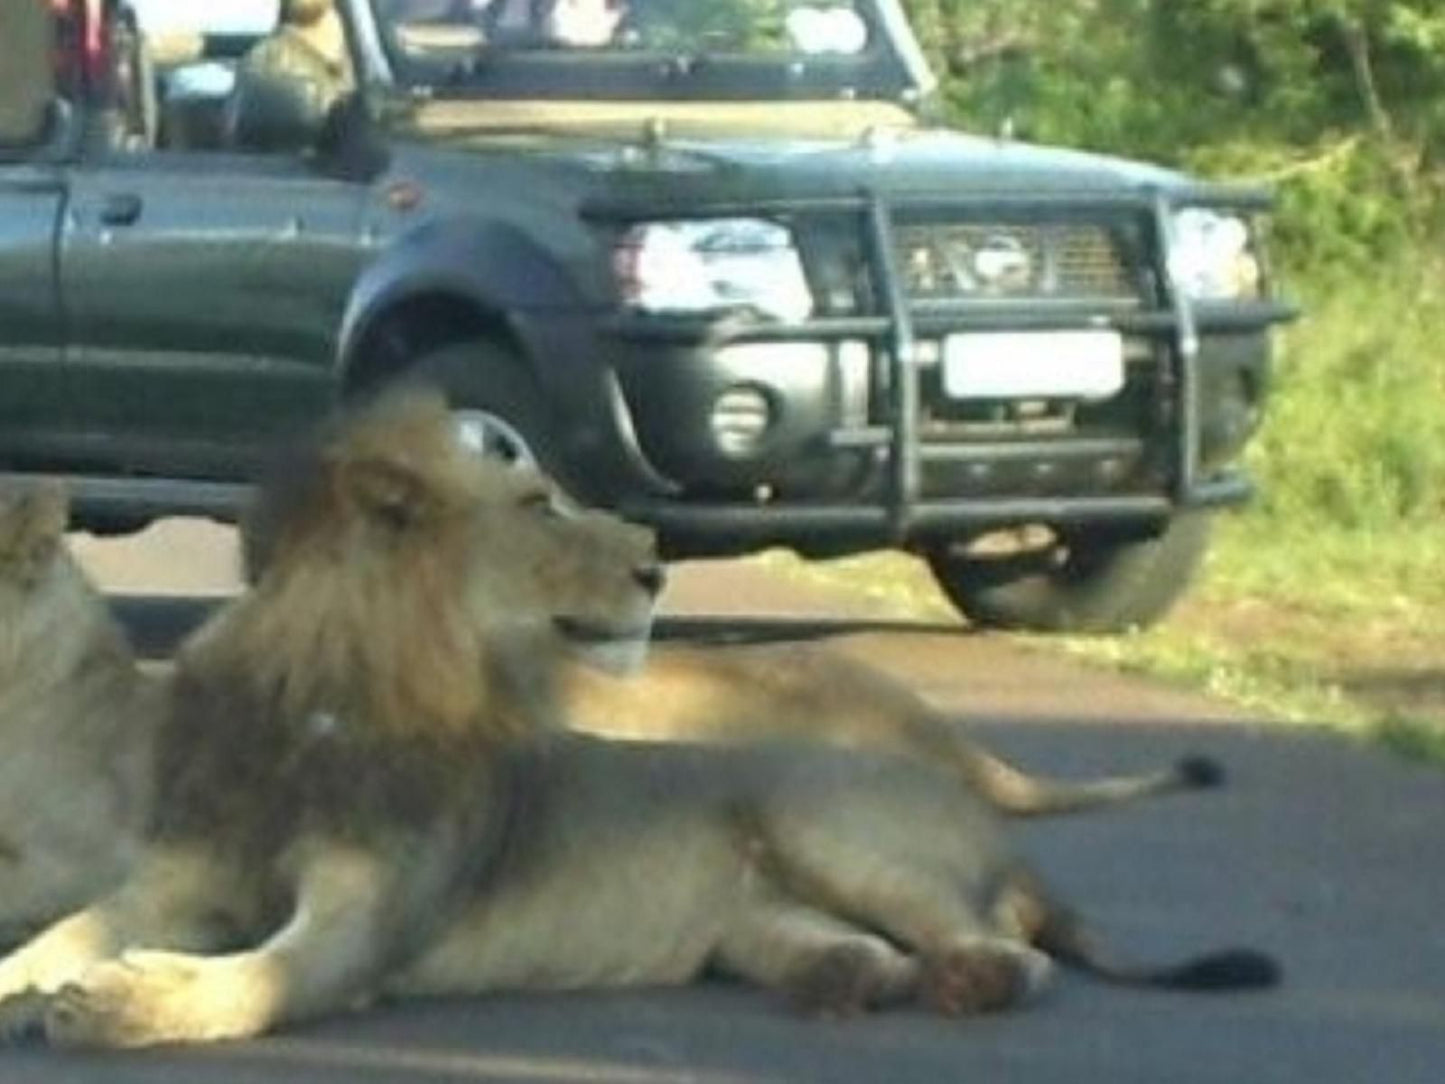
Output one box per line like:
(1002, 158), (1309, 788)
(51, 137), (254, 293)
(899, 0), (1445, 264)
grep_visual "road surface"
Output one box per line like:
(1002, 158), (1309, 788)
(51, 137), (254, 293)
(1, 521), (1439, 1083)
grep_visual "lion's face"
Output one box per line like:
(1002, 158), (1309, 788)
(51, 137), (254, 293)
(461, 468), (663, 676)
(253, 388), (664, 678)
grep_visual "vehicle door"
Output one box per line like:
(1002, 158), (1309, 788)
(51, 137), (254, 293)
(59, 8), (371, 481)
(0, 0), (68, 462)
(62, 148), (369, 479)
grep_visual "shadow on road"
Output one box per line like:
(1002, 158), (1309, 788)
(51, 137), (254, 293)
(112, 595), (975, 658)
(655, 614), (976, 647)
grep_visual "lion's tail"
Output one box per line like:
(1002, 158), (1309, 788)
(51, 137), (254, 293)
(1001, 873), (1282, 992)
(964, 746), (1224, 819)
(904, 711), (1224, 818)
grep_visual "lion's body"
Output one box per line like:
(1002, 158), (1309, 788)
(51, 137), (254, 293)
(0, 487), (159, 943)
(245, 464), (1219, 820)
(0, 390), (1275, 1050)
(0, 470), (1205, 949)
(386, 733), (1019, 999)
(561, 642), (1216, 817)
(565, 641), (934, 748)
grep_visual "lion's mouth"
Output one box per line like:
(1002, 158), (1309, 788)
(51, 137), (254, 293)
(554, 616), (653, 675)
(553, 616), (640, 644)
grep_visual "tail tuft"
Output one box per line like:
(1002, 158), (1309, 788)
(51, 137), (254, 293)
(1175, 754), (1226, 790)
(1157, 949), (1281, 991)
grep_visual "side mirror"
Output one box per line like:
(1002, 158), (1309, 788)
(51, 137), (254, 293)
(224, 70), (333, 153)
(0, 0), (57, 148)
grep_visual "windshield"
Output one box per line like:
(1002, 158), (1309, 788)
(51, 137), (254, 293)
(370, 0), (924, 102)
(128, 0), (280, 36)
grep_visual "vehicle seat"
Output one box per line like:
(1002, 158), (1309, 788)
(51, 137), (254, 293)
(159, 63), (234, 150)
(224, 68), (332, 153)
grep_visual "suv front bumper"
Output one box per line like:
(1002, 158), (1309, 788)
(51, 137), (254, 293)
(580, 189), (1296, 557)
(604, 322), (1270, 555)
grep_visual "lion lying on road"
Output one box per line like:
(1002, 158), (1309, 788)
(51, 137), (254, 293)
(0, 484), (159, 943)
(0, 448), (1212, 947)
(244, 433), (1222, 822)
(0, 389), (663, 1046)
(0, 389), (1277, 1049)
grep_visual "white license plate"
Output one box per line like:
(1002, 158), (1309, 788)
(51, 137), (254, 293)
(941, 330), (1125, 400)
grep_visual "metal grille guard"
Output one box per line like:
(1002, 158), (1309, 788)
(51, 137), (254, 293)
(592, 186), (1297, 544)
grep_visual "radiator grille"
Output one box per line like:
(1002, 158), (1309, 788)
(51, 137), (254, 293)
(892, 222), (1142, 303)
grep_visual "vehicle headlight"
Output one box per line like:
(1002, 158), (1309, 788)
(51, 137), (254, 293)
(1168, 208), (1263, 301)
(613, 219), (814, 323)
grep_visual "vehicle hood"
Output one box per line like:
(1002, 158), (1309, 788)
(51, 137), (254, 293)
(403, 99), (1193, 200)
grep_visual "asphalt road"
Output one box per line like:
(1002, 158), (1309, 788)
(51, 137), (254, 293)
(2, 530), (1441, 1083)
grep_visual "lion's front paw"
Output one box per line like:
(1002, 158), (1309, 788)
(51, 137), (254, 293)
(0, 989), (51, 1044)
(45, 951), (250, 1050)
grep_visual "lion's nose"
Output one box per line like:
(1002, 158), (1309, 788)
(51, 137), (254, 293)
(634, 563), (667, 598)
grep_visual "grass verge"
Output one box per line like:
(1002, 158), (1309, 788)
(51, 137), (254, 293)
(757, 519), (1445, 768)
(753, 269), (1445, 767)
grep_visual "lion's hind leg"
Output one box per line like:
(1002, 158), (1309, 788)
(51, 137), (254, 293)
(915, 939), (1051, 1015)
(43, 844), (400, 1049)
(714, 895), (920, 1017)
(753, 794), (1052, 1016)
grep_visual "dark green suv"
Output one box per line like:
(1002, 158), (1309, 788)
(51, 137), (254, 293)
(0, 0), (1293, 631)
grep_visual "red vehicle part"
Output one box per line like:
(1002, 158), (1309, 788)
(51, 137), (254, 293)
(51, 0), (112, 100)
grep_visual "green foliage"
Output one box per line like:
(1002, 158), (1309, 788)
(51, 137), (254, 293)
(900, 0), (1445, 269)
(1250, 263), (1445, 529)
(899, 0), (1445, 533)
(1372, 715), (1445, 766)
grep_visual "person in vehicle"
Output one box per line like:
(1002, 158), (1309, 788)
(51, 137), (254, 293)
(234, 0), (354, 114)
(383, 0), (631, 49)
(485, 0), (629, 48)
(224, 0), (355, 150)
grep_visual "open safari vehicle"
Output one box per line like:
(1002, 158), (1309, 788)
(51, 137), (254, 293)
(0, 0), (1293, 632)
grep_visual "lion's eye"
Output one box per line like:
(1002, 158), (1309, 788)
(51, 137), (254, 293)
(517, 489), (557, 515)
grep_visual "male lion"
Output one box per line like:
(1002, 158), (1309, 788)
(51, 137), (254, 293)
(0, 389), (1276, 1049)
(0, 449), (1210, 949)
(244, 431), (1222, 823)
(0, 483), (159, 944)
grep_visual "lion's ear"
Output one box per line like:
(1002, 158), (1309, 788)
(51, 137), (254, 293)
(20, 481), (70, 542)
(339, 458), (435, 530)
(0, 481), (70, 577)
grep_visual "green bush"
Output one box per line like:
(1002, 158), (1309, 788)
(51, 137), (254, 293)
(900, 1), (1445, 533)
(1252, 265), (1445, 529)
(905, 0), (1445, 272)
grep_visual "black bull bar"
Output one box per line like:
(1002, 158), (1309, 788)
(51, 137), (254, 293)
(588, 185), (1298, 546)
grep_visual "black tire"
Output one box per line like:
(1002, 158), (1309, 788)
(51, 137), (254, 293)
(74, 513), (150, 538)
(407, 338), (569, 483)
(926, 513), (1213, 634)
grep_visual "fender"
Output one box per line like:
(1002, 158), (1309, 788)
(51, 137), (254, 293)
(337, 214), (596, 384)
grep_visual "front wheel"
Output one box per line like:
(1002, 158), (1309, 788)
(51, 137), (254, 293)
(926, 513), (1213, 634)
(408, 338), (558, 476)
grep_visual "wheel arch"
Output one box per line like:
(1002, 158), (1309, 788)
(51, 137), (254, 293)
(338, 216), (589, 394)
(343, 287), (531, 396)
(926, 512), (1213, 634)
